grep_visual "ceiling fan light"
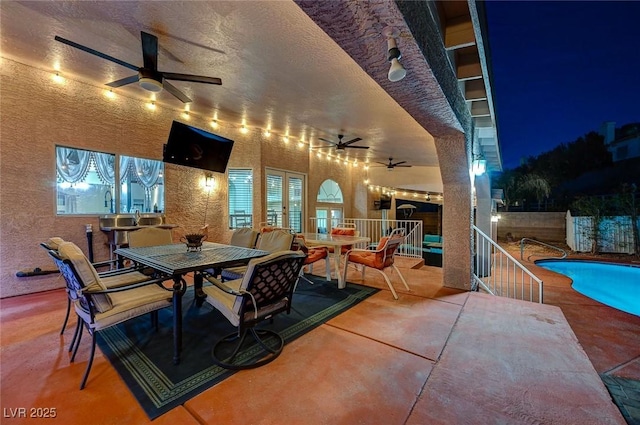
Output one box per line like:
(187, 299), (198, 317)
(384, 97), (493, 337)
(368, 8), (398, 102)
(388, 58), (406, 82)
(139, 77), (163, 93)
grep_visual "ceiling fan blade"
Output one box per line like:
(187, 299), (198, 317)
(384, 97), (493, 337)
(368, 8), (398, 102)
(163, 80), (192, 103)
(344, 145), (369, 149)
(106, 74), (140, 88)
(162, 73), (222, 85)
(141, 31), (158, 71)
(375, 161), (388, 166)
(393, 161), (407, 166)
(342, 137), (362, 146)
(54, 35), (139, 72)
(318, 137), (337, 145)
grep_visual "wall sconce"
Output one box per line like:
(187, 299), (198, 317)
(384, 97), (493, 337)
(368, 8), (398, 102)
(472, 158), (487, 176)
(205, 174), (215, 189)
(383, 26), (407, 82)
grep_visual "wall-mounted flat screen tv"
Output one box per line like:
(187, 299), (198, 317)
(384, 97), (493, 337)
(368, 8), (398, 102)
(162, 121), (234, 173)
(373, 194), (392, 210)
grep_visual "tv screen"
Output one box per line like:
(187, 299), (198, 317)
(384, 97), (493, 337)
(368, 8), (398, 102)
(162, 121), (234, 173)
(374, 195), (392, 210)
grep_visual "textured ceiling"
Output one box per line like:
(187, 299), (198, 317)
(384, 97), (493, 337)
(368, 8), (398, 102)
(0, 0), (487, 194)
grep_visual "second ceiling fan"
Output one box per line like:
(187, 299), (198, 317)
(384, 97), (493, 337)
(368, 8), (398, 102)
(316, 134), (369, 150)
(376, 158), (412, 170)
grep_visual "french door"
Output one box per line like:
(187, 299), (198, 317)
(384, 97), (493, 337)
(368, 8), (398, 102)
(265, 169), (305, 233)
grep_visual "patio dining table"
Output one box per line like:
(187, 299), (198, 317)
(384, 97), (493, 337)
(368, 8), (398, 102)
(298, 232), (370, 289)
(114, 242), (269, 365)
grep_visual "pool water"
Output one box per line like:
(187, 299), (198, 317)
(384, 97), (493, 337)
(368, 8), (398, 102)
(536, 260), (640, 317)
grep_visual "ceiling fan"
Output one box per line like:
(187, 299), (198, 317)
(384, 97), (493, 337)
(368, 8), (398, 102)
(54, 31), (222, 103)
(376, 157), (412, 170)
(314, 134), (369, 150)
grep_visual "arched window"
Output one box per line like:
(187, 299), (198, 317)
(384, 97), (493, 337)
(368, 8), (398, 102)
(316, 179), (343, 203)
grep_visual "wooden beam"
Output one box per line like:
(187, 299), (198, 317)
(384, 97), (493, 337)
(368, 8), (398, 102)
(444, 15), (476, 50)
(465, 79), (486, 101)
(471, 100), (490, 117)
(456, 48), (482, 80)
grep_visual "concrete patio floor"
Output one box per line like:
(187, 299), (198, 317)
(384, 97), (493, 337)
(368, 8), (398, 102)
(1, 255), (637, 424)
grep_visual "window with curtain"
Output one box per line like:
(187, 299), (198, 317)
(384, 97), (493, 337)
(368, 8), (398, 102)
(55, 145), (164, 215)
(228, 169), (253, 228)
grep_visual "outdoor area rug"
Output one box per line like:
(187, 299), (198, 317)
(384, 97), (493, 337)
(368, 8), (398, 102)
(96, 275), (377, 419)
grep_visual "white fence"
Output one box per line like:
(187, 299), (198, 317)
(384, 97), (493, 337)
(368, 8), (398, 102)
(566, 211), (637, 253)
(309, 217), (423, 258)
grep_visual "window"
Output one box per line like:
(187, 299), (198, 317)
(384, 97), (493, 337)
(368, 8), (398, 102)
(56, 146), (164, 215)
(228, 169), (253, 228)
(317, 179), (343, 203)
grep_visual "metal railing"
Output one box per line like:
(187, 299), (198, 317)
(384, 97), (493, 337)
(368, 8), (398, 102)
(309, 217), (423, 258)
(473, 225), (544, 303)
(520, 238), (567, 262)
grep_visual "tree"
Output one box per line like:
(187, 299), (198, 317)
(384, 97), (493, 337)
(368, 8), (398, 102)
(571, 196), (610, 254)
(519, 173), (551, 211)
(613, 183), (639, 256)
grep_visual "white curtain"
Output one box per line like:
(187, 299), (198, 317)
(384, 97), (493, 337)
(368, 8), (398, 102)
(56, 147), (91, 183)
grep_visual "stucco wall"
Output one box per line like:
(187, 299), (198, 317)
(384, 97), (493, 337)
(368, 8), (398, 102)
(497, 212), (567, 244)
(0, 59), (360, 297)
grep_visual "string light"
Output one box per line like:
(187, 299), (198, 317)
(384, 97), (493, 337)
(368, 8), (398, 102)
(104, 89), (116, 99)
(52, 71), (65, 84)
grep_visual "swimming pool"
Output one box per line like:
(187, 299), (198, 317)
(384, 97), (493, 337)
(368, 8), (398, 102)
(536, 259), (640, 317)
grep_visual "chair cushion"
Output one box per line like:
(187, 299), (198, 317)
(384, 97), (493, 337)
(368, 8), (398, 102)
(305, 248), (327, 265)
(202, 278), (243, 327)
(58, 242), (112, 313)
(47, 237), (65, 250)
(424, 234), (441, 244)
(330, 228), (356, 254)
(221, 266), (247, 281)
(230, 228), (259, 248)
(75, 283), (171, 330)
(347, 251), (384, 270)
(127, 227), (173, 248)
(376, 237), (389, 251)
(257, 230), (294, 252)
(101, 271), (150, 288)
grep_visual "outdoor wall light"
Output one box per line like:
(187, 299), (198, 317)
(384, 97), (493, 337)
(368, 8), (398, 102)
(205, 174), (215, 188)
(472, 158), (487, 176)
(383, 26), (407, 82)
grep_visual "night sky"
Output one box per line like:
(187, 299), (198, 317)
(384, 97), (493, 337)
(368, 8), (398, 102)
(484, 1), (640, 170)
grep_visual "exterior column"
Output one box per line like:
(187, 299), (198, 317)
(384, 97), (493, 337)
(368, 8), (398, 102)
(435, 133), (473, 290)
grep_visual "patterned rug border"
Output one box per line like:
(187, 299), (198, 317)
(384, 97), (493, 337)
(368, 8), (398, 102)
(97, 278), (377, 419)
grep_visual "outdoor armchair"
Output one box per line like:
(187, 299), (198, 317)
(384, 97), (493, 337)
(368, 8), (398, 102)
(47, 241), (175, 389)
(343, 235), (410, 299)
(202, 250), (305, 369)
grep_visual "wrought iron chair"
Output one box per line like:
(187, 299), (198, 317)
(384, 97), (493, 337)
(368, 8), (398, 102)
(47, 241), (175, 389)
(42, 238), (150, 334)
(343, 235), (410, 300)
(202, 250), (305, 369)
(221, 229), (294, 281)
